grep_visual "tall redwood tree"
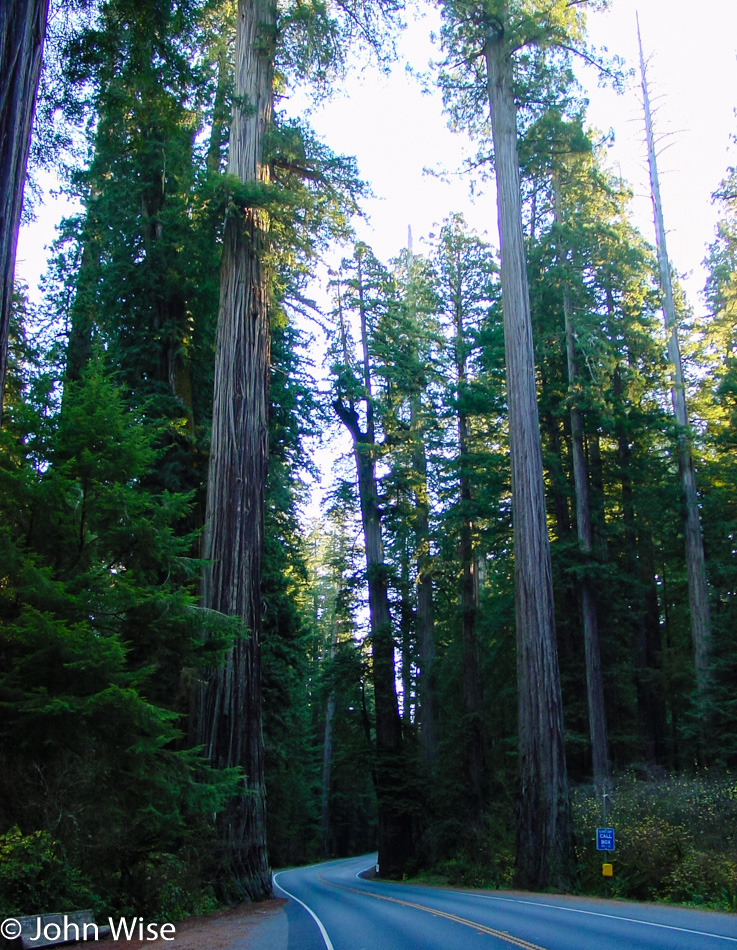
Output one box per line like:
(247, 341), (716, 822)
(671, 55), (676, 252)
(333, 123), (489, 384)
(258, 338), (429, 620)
(484, 24), (574, 889)
(0, 0), (49, 422)
(190, 0), (275, 901)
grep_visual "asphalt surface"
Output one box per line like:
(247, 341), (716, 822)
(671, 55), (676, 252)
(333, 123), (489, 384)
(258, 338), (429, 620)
(273, 854), (737, 950)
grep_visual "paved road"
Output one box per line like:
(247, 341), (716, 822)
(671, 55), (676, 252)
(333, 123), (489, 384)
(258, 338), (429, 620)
(273, 854), (737, 950)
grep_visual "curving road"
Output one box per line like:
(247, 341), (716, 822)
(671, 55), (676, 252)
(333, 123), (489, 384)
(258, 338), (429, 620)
(273, 854), (737, 950)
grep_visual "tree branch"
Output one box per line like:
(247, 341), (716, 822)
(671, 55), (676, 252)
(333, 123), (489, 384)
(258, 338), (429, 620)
(333, 397), (364, 442)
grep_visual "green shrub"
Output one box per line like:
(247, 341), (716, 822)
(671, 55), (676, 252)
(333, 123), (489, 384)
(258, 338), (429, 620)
(415, 809), (515, 890)
(664, 852), (737, 911)
(118, 852), (220, 922)
(0, 827), (100, 917)
(610, 814), (688, 900)
(572, 773), (737, 909)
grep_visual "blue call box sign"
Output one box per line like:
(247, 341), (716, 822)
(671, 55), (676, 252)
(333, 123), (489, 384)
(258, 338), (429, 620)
(597, 828), (615, 851)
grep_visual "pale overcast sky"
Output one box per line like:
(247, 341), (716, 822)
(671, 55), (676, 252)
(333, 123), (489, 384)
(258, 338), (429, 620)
(16, 0), (737, 316)
(286, 0), (737, 309)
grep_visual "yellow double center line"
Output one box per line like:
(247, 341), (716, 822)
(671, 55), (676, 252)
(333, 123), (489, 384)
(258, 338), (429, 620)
(317, 876), (548, 950)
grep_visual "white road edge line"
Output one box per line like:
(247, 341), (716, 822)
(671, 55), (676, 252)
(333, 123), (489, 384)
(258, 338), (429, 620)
(272, 870), (335, 950)
(476, 894), (737, 943)
(356, 864), (376, 881)
(353, 870), (737, 944)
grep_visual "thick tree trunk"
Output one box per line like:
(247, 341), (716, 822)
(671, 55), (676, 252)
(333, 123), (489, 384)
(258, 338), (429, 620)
(638, 22), (713, 715)
(0, 0), (49, 422)
(484, 27), (575, 891)
(191, 0), (274, 902)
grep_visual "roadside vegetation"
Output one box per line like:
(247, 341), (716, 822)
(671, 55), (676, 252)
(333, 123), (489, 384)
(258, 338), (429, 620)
(413, 774), (737, 912)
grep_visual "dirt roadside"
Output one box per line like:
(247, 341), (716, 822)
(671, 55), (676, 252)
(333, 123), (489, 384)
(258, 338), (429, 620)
(63, 899), (288, 950)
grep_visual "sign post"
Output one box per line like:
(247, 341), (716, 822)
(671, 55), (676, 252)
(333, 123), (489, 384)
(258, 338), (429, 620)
(597, 826), (615, 886)
(598, 789), (615, 886)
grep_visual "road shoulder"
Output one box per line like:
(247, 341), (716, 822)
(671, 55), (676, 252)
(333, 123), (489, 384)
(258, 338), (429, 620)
(62, 898), (289, 950)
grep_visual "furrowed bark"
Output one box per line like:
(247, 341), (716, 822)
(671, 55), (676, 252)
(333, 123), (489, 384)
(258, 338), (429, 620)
(191, 0), (275, 901)
(0, 0), (49, 423)
(484, 24), (575, 891)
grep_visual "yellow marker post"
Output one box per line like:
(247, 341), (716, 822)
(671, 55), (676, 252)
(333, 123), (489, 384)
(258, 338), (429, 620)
(602, 863), (613, 877)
